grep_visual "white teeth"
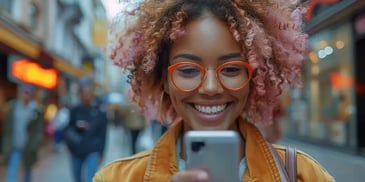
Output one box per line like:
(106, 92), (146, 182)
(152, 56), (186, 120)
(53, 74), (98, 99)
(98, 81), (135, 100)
(194, 104), (227, 114)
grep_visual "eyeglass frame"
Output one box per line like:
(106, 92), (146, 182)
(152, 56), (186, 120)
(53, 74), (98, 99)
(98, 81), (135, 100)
(168, 61), (254, 92)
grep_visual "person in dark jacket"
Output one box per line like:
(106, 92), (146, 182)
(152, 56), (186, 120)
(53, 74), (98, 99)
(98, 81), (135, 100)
(2, 84), (44, 182)
(64, 78), (107, 182)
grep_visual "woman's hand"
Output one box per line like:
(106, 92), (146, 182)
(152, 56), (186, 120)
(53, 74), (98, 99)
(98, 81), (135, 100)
(169, 170), (208, 182)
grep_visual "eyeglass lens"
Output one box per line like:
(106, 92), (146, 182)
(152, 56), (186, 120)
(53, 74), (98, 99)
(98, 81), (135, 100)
(173, 64), (203, 90)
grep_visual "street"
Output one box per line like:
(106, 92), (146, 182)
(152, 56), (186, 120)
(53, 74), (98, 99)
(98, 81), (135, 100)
(1, 124), (364, 182)
(1, 0), (365, 182)
(0, 124), (133, 182)
(279, 139), (365, 182)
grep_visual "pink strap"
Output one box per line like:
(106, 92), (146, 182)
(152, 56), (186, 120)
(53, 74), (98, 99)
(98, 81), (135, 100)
(285, 146), (297, 182)
(269, 144), (297, 182)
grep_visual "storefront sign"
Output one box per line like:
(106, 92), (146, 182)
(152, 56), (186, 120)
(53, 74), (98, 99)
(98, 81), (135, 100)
(330, 72), (353, 90)
(11, 59), (58, 89)
(304, 0), (341, 22)
(92, 20), (108, 46)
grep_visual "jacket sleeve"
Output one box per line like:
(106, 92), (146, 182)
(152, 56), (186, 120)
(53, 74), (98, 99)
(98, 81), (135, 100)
(63, 107), (81, 146)
(2, 101), (14, 159)
(82, 105), (108, 156)
(25, 104), (45, 151)
(296, 151), (335, 182)
(97, 110), (108, 156)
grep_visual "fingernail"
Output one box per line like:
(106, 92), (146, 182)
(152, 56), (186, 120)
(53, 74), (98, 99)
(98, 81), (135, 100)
(196, 172), (208, 181)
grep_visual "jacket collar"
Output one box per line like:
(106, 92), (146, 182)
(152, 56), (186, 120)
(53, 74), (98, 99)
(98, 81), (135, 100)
(240, 119), (282, 181)
(143, 121), (182, 181)
(143, 118), (282, 182)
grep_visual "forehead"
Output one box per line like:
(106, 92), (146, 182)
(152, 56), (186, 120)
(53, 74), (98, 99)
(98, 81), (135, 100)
(169, 15), (241, 63)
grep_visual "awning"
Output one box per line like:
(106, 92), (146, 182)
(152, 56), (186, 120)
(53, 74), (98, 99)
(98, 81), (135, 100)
(305, 0), (365, 34)
(0, 23), (39, 59)
(54, 57), (90, 79)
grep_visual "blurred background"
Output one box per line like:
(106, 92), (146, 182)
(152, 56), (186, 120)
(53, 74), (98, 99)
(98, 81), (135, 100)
(0, 0), (365, 181)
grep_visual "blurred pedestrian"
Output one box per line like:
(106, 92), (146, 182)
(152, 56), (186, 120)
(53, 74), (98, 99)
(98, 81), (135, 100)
(2, 84), (44, 182)
(64, 78), (107, 182)
(123, 103), (146, 155)
(337, 91), (353, 122)
(108, 105), (125, 127)
(51, 98), (70, 152)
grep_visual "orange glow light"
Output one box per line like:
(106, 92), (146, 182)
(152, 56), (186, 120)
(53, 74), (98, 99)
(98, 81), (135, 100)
(330, 72), (353, 90)
(309, 51), (319, 63)
(336, 41), (345, 49)
(11, 59), (58, 89)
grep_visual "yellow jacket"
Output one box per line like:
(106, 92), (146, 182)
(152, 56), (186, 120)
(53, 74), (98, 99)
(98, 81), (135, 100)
(93, 119), (334, 182)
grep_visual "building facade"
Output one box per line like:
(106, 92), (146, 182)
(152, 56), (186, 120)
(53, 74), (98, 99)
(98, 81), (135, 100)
(0, 0), (108, 147)
(285, 0), (365, 155)
(0, 0), (108, 101)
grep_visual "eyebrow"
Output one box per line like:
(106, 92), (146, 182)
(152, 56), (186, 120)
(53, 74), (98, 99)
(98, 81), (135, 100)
(218, 52), (242, 61)
(172, 52), (242, 61)
(172, 54), (201, 61)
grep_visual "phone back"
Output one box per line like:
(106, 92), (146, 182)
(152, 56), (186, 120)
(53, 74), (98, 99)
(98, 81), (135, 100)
(184, 130), (240, 182)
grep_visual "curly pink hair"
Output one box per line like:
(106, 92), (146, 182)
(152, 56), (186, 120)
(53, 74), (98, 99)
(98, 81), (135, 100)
(107, 0), (307, 126)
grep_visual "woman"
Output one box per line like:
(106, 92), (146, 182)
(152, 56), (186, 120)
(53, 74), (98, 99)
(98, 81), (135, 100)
(94, 0), (334, 181)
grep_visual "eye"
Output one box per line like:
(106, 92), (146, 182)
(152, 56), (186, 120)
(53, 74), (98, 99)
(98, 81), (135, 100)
(220, 65), (246, 76)
(175, 65), (201, 78)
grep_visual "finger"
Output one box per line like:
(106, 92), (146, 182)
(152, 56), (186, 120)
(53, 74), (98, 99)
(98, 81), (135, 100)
(170, 170), (208, 182)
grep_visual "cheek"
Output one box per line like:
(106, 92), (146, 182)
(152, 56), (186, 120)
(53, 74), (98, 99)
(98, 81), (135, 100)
(167, 82), (189, 109)
(167, 87), (184, 106)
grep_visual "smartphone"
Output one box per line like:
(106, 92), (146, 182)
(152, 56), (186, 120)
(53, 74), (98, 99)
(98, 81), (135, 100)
(184, 130), (240, 182)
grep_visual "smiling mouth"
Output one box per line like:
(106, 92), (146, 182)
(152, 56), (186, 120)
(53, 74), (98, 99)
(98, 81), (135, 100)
(193, 104), (228, 114)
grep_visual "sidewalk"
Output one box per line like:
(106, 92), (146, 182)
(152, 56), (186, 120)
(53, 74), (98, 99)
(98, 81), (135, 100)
(32, 140), (72, 182)
(0, 123), (132, 182)
(0, 138), (73, 182)
(280, 138), (365, 182)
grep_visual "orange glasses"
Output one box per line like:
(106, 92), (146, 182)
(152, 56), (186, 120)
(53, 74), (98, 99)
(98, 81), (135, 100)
(168, 61), (254, 92)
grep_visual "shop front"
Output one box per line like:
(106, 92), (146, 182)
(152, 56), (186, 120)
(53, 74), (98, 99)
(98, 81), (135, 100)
(0, 13), (94, 101)
(0, 14), (91, 149)
(0, 16), (56, 105)
(353, 13), (365, 155)
(285, 0), (365, 155)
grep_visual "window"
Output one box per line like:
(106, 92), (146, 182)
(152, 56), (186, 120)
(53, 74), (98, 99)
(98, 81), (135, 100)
(0, 0), (12, 14)
(28, 2), (39, 31)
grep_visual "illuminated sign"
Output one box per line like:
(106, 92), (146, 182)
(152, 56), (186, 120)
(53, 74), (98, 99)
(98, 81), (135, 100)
(304, 0), (340, 22)
(92, 20), (108, 46)
(330, 72), (353, 90)
(11, 59), (58, 89)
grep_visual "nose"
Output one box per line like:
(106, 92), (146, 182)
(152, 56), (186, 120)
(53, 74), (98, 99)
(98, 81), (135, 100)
(198, 70), (224, 95)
